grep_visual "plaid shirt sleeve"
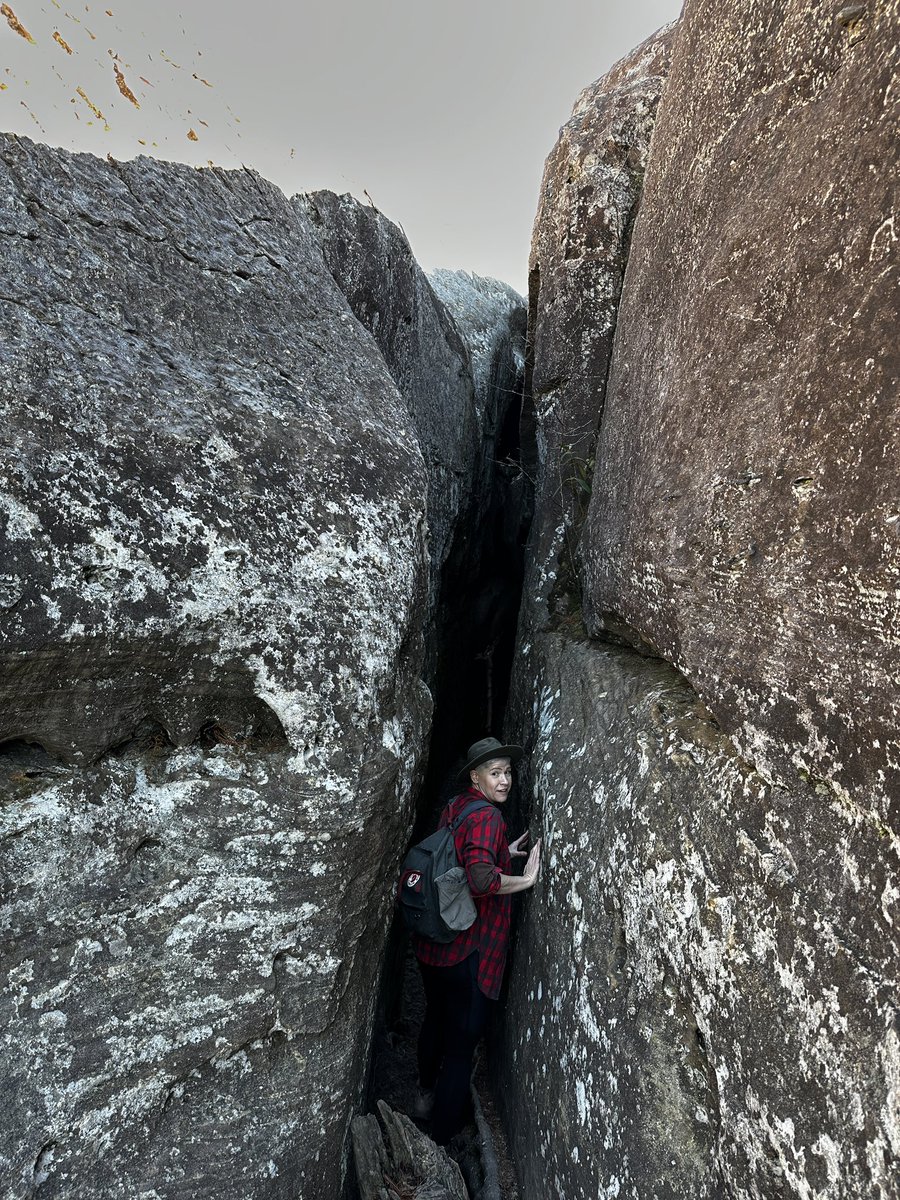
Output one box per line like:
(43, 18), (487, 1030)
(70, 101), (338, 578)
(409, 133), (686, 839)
(459, 806), (504, 896)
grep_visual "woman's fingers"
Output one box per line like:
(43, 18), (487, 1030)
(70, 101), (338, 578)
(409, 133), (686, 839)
(525, 840), (542, 881)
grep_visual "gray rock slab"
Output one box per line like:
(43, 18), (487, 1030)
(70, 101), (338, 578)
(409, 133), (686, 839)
(297, 192), (479, 622)
(0, 135), (481, 1198)
(0, 138), (424, 768)
(502, 629), (899, 1200)
(427, 269), (525, 434)
(581, 0), (900, 815)
(500, 6), (900, 1197)
(519, 23), (676, 624)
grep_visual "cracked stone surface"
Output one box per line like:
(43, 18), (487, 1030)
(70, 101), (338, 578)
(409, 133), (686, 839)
(0, 135), (511, 1198)
(581, 0), (900, 816)
(520, 21), (675, 592)
(503, 633), (899, 1200)
(499, 6), (900, 1199)
(298, 191), (479, 663)
(427, 269), (526, 434)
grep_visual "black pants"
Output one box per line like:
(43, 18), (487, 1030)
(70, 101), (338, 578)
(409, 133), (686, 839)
(416, 952), (493, 1145)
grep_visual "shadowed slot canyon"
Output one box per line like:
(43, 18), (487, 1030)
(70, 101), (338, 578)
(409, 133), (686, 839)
(362, 315), (533, 1200)
(1, 2), (899, 1199)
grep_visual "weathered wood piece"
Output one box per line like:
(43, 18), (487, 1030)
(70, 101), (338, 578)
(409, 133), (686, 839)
(351, 1102), (469, 1200)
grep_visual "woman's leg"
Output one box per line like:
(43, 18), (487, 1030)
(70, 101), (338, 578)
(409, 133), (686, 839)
(430, 953), (492, 1145)
(416, 959), (448, 1091)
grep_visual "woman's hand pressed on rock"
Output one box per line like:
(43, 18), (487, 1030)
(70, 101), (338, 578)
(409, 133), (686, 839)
(496, 837), (542, 895)
(523, 839), (542, 885)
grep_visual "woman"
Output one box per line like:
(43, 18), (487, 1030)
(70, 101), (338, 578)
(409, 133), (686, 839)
(410, 736), (542, 1145)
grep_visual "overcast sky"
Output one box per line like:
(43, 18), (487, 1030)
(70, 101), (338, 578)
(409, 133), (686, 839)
(1, 0), (682, 293)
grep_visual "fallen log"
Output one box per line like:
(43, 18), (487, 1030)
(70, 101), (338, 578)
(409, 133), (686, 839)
(351, 1100), (470, 1200)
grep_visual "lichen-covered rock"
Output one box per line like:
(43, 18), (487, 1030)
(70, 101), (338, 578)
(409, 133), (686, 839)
(500, 5), (900, 1198)
(518, 23), (676, 618)
(297, 192), (478, 632)
(501, 631), (899, 1200)
(0, 135), (494, 1198)
(581, 0), (900, 813)
(427, 269), (525, 434)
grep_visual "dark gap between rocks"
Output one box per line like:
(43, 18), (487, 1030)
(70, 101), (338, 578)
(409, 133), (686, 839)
(361, 357), (536, 1200)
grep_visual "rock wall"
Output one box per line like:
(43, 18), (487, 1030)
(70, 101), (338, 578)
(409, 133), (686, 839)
(0, 136), (510, 1198)
(428, 269), (525, 436)
(298, 191), (479, 659)
(504, 634), (898, 1200)
(520, 21), (675, 600)
(581, 0), (900, 812)
(500, 5), (899, 1199)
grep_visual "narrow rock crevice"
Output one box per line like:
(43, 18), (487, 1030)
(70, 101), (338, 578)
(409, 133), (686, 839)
(518, 263), (540, 485)
(415, 275), (530, 810)
(362, 277), (531, 1198)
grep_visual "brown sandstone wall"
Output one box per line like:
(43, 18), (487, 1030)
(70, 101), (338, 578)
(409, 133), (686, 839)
(500, 4), (900, 1198)
(582, 0), (900, 815)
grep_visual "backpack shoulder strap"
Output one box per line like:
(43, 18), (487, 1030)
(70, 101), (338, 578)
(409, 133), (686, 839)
(448, 796), (492, 832)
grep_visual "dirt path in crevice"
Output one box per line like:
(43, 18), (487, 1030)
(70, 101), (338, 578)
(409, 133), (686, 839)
(368, 940), (521, 1200)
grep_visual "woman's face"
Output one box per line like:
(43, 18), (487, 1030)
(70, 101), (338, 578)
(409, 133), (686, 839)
(471, 757), (513, 804)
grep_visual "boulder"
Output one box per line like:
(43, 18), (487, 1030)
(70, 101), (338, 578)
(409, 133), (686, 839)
(298, 192), (479, 645)
(520, 22), (676, 622)
(427, 267), (528, 592)
(501, 633), (898, 1200)
(500, 5), (900, 1198)
(581, 0), (900, 812)
(0, 136), (489, 1198)
(427, 269), (525, 436)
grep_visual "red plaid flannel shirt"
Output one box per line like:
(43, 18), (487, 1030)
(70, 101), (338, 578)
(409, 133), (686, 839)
(411, 787), (512, 1000)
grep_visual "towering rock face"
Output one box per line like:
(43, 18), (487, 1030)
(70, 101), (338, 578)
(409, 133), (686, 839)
(0, 136), (506, 1198)
(297, 191), (479, 651)
(521, 22), (676, 600)
(582, 0), (900, 812)
(501, 6), (899, 1200)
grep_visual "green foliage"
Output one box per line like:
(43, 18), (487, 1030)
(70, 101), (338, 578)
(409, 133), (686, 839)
(559, 443), (595, 501)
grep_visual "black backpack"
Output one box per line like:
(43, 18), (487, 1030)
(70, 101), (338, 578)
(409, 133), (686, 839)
(397, 797), (490, 942)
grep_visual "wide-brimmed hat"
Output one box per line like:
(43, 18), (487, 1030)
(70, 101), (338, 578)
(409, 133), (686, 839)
(457, 736), (524, 782)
